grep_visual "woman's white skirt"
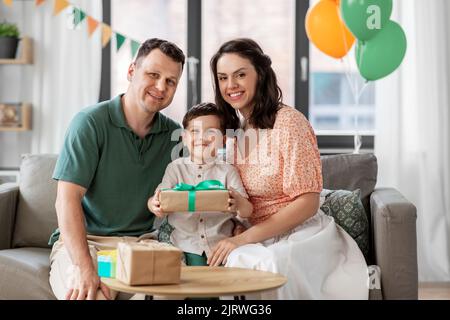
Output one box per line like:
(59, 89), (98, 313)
(225, 209), (369, 299)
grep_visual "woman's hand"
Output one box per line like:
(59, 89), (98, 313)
(228, 188), (253, 218)
(207, 236), (245, 267)
(147, 189), (166, 218)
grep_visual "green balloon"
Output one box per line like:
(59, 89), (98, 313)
(355, 20), (407, 81)
(341, 0), (393, 41)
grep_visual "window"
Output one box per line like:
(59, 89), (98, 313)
(310, 71), (375, 131)
(110, 0), (187, 124)
(201, 0), (295, 106)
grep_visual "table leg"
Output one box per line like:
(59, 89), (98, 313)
(233, 295), (246, 300)
(145, 295), (153, 300)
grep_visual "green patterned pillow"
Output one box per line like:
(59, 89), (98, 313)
(158, 217), (175, 245)
(320, 189), (369, 260)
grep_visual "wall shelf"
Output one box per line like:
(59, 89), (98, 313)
(0, 103), (32, 131)
(0, 36), (33, 132)
(0, 37), (33, 65)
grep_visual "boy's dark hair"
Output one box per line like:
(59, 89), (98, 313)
(182, 103), (225, 133)
(135, 38), (185, 69)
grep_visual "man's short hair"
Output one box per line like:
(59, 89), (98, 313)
(182, 103), (225, 133)
(135, 38), (185, 69)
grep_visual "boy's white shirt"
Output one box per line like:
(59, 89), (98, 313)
(156, 157), (249, 256)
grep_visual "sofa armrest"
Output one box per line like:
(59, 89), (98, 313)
(370, 188), (418, 300)
(0, 183), (19, 250)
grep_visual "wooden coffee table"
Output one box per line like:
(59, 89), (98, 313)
(102, 266), (287, 299)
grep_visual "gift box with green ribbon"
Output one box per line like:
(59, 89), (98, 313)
(160, 180), (229, 213)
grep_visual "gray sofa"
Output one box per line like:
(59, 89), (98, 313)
(0, 153), (418, 300)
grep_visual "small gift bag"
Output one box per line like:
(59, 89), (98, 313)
(97, 250), (117, 278)
(116, 240), (182, 285)
(159, 180), (229, 212)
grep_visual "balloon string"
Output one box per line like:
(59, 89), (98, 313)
(353, 81), (369, 127)
(352, 38), (367, 153)
(341, 58), (357, 99)
(337, 2), (369, 152)
(357, 80), (370, 103)
(352, 80), (370, 154)
(338, 3), (358, 101)
(337, 0), (368, 111)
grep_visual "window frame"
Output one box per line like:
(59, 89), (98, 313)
(99, 0), (111, 102)
(187, 0), (201, 109)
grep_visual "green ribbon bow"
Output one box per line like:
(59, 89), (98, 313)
(163, 180), (226, 212)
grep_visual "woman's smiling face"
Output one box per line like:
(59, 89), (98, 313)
(216, 53), (258, 118)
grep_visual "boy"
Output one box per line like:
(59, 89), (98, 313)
(148, 103), (252, 266)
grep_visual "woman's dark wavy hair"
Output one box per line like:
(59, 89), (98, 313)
(210, 38), (283, 130)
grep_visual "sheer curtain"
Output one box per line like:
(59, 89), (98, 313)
(30, 0), (102, 154)
(375, 0), (450, 281)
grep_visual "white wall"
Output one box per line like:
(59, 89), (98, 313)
(0, 1), (102, 168)
(0, 2), (35, 168)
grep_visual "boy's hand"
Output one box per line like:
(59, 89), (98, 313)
(228, 188), (243, 214)
(228, 188), (253, 218)
(148, 190), (166, 218)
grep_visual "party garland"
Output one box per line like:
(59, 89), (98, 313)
(2, 0), (141, 58)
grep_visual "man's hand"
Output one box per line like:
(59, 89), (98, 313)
(65, 264), (111, 300)
(55, 180), (110, 300)
(148, 189), (166, 218)
(207, 236), (244, 267)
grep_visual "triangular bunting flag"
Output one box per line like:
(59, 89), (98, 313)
(53, 0), (70, 15)
(131, 40), (140, 58)
(115, 33), (126, 52)
(87, 16), (99, 37)
(101, 24), (112, 48)
(3, 0), (13, 7)
(35, 0), (45, 6)
(73, 7), (86, 26)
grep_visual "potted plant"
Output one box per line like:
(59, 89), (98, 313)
(0, 21), (20, 59)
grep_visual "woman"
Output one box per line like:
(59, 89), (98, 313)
(207, 38), (368, 299)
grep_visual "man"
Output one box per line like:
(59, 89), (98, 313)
(49, 38), (185, 300)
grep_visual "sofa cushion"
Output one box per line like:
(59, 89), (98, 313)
(12, 154), (59, 249)
(0, 247), (55, 299)
(320, 189), (369, 260)
(0, 183), (19, 250)
(321, 153), (377, 217)
(321, 153), (377, 199)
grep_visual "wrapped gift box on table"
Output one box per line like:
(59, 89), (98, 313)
(116, 240), (182, 285)
(160, 180), (229, 212)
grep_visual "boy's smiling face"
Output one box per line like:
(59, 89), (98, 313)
(182, 115), (224, 164)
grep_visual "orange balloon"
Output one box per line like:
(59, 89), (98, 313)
(305, 0), (355, 59)
(325, 0), (341, 7)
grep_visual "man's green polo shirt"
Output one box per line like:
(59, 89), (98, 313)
(50, 94), (181, 244)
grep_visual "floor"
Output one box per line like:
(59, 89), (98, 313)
(418, 282), (450, 300)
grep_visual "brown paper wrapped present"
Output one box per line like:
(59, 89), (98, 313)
(160, 189), (229, 212)
(116, 240), (182, 285)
